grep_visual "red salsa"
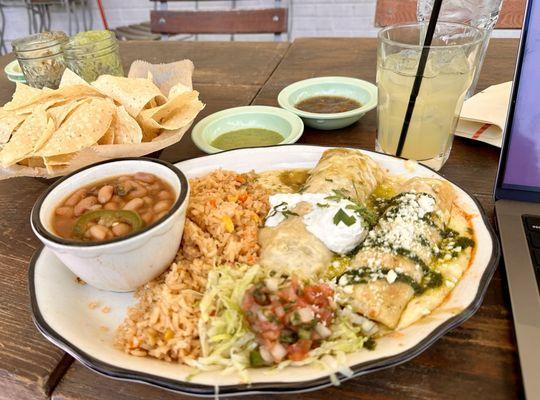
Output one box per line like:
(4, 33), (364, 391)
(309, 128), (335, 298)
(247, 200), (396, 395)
(241, 278), (335, 366)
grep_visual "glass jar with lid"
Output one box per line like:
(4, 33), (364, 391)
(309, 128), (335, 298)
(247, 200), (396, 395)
(12, 31), (68, 89)
(63, 30), (124, 83)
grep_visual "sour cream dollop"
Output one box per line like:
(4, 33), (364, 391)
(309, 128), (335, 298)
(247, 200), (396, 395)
(264, 193), (368, 254)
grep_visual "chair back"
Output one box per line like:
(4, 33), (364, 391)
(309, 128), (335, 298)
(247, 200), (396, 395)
(150, 0), (288, 36)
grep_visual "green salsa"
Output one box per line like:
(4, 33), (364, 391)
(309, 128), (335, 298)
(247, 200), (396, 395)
(211, 128), (284, 150)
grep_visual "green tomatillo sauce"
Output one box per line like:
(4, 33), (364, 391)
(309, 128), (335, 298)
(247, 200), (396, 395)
(211, 128), (284, 150)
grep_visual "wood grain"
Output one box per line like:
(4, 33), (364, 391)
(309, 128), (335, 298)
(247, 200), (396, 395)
(0, 177), (72, 400)
(49, 38), (524, 400)
(151, 8), (288, 34)
(0, 38), (523, 399)
(117, 41), (290, 86)
(375, 0), (526, 29)
(0, 40), (289, 400)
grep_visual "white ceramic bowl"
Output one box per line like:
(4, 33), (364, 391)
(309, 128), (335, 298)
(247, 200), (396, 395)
(191, 106), (304, 154)
(30, 158), (189, 292)
(278, 76), (377, 130)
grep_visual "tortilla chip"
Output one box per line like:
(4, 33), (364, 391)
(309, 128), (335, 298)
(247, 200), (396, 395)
(168, 82), (191, 99)
(43, 152), (78, 173)
(91, 75), (167, 118)
(34, 118), (56, 152)
(0, 108), (54, 167)
(47, 99), (87, 128)
(2, 83), (43, 111)
(0, 113), (26, 145)
(60, 68), (90, 88)
(37, 98), (115, 157)
(111, 106), (143, 144)
(18, 157), (45, 168)
(6, 84), (103, 116)
(138, 90), (204, 131)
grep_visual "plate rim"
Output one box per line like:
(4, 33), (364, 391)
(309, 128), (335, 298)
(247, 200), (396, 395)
(29, 144), (501, 397)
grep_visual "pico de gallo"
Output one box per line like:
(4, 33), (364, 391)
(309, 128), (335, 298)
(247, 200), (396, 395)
(241, 277), (335, 366)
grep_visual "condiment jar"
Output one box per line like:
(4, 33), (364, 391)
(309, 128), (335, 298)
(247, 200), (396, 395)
(12, 31), (68, 89)
(63, 30), (124, 83)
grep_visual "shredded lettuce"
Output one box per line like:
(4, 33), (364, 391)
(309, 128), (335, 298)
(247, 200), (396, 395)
(187, 263), (373, 383)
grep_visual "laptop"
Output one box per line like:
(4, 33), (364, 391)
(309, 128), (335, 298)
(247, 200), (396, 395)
(494, 0), (540, 398)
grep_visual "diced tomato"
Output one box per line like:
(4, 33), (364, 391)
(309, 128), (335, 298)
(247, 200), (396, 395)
(238, 192), (248, 203)
(241, 292), (254, 311)
(287, 339), (312, 361)
(261, 329), (280, 341)
(277, 286), (297, 302)
(241, 279), (335, 365)
(303, 284), (332, 308)
(317, 309), (333, 325)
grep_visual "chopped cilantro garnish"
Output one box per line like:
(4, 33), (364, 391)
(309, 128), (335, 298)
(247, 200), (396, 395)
(266, 201), (299, 220)
(317, 202), (330, 208)
(333, 208), (356, 227)
(345, 203), (378, 227)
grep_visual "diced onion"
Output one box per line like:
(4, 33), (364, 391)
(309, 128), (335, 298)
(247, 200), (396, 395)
(315, 322), (331, 338)
(298, 307), (315, 323)
(264, 277), (279, 292)
(260, 346), (273, 364)
(270, 343), (287, 362)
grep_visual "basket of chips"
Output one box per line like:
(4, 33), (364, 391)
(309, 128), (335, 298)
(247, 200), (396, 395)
(0, 59), (205, 179)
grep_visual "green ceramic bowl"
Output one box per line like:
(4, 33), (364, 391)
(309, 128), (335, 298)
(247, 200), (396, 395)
(191, 105), (304, 154)
(4, 60), (26, 84)
(277, 76), (377, 130)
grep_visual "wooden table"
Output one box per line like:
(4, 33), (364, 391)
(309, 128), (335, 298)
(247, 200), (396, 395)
(0, 38), (523, 400)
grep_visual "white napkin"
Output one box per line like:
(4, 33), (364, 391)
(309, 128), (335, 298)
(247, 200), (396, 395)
(455, 81), (512, 147)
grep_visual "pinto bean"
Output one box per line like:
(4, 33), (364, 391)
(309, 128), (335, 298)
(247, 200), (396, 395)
(112, 223), (131, 236)
(123, 198), (144, 211)
(156, 210), (168, 221)
(141, 213), (153, 224)
(55, 206), (74, 217)
(142, 196), (153, 207)
(74, 196), (98, 216)
(88, 224), (109, 241)
(157, 190), (172, 200)
(103, 201), (119, 210)
(65, 189), (86, 206)
(125, 180), (148, 197)
(153, 200), (171, 213)
(134, 172), (156, 183)
(98, 185), (114, 204)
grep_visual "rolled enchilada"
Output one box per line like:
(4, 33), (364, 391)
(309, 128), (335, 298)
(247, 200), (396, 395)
(259, 149), (386, 278)
(342, 177), (456, 329)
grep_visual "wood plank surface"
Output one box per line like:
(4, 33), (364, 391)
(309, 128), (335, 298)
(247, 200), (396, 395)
(0, 41), (288, 400)
(50, 38), (523, 400)
(375, 0), (526, 29)
(118, 41), (289, 86)
(151, 8), (288, 34)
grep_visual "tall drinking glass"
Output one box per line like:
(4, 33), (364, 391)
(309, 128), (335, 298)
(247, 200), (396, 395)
(417, 0), (504, 97)
(376, 22), (484, 170)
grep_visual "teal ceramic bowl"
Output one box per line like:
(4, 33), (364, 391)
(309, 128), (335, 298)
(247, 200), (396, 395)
(191, 106), (304, 154)
(4, 60), (26, 84)
(277, 76), (377, 130)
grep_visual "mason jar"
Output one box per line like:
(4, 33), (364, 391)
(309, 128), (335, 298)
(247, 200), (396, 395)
(12, 31), (68, 89)
(63, 30), (124, 83)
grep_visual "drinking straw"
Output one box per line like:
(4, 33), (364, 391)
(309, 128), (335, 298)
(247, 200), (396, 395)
(395, 0), (444, 157)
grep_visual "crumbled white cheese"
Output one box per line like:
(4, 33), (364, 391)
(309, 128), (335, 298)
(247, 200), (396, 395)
(343, 285), (354, 294)
(386, 269), (398, 284)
